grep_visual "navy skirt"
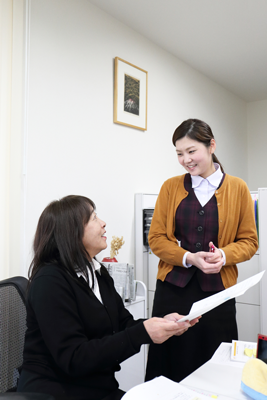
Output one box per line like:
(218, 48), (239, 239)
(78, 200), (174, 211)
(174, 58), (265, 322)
(145, 276), (238, 383)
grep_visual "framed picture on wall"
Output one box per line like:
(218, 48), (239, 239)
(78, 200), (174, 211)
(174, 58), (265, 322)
(114, 57), (148, 131)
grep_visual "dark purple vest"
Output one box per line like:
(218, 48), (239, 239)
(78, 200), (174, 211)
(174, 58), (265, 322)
(165, 173), (225, 292)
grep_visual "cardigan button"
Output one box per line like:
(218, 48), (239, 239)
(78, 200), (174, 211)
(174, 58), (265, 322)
(196, 242), (202, 249)
(197, 226), (203, 232)
(198, 210), (205, 216)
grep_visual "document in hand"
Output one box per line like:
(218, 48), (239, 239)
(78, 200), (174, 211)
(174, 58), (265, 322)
(178, 271), (265, 322)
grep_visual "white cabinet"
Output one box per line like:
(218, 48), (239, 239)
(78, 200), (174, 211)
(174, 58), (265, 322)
(236, 255), (260, 341)
(147, 250), (158, 317)
(258, 188), (267, 335)
(236, 188), (267, 340)
(115, 281), (147, 392)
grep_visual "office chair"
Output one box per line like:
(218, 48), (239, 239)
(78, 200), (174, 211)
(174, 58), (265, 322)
(0, 276), (28, 393)
(0, 276), (57, 400)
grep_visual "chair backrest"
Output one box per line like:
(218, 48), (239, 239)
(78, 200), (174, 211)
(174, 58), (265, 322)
(0, 277), (28, 393)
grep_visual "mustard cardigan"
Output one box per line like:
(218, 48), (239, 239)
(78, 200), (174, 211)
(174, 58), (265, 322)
(148, 174), (258, 289)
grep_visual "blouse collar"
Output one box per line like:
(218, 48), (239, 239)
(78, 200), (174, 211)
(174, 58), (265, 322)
(191, 163), (223, 189)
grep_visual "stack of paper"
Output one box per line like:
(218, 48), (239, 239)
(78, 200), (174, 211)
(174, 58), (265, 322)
(122, 375), (211, 400)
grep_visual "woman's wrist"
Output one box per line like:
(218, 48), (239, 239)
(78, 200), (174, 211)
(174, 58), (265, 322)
(186, 252), (194, 266)
(183, 251), (192, 268)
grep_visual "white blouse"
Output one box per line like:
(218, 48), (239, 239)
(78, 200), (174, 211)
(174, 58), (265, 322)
(77, 258), (103, 303)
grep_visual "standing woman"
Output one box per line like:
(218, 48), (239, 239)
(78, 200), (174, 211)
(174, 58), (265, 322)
(145, 119), (258, 383)
(17, 195), (198, 400)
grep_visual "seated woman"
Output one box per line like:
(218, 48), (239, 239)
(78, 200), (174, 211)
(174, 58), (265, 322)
(17, 195), (199, 400)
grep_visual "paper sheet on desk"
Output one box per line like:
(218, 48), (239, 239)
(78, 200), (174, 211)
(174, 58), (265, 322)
(181, 343), (249, 400)
(122, 376), (211, 400)
(210, 342), (245, 368)
(179, 270), (264, 322)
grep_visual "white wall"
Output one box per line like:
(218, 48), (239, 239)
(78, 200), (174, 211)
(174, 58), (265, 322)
(19, 0), (248, 275)
(247, 100), (267, 190)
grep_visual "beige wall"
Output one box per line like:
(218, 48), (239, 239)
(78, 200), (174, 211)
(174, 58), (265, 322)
(2, 0), (259, 278)
(247, 100), (267, 190)
(22, 0), (248, 274)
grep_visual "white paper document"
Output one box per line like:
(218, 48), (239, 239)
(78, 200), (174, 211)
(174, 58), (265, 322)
(122, 375), (211, 400)
(210, 342), (233, 364)
(209, 342), (245, 369)
(181, 343), (249, 400)
(230, 340), (257, 363)
(179, 270), (264, 322)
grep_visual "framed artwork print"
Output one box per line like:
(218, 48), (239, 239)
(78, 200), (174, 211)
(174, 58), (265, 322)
(114, 57), (148, 131)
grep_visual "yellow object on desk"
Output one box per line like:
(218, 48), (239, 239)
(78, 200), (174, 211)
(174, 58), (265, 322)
(241, 358), (267, 400)
(244, 347), (256, 358)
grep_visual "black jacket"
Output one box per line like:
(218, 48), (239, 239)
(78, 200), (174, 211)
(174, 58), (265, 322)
(20, 264), (151, 399)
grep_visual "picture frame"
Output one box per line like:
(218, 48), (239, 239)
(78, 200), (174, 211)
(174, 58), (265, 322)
(114, 57), (148, 131)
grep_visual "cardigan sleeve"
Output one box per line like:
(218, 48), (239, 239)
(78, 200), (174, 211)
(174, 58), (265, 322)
(26, 271), (151, 378)
(219, 179), (258, 266)
(148, 178), (187, 267)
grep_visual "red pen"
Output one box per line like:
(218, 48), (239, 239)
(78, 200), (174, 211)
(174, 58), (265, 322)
(210, 244), (215, 252)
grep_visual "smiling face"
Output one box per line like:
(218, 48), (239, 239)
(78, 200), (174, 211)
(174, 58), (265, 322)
(82, 210), (107, 258)
(175, 136), (216, 179)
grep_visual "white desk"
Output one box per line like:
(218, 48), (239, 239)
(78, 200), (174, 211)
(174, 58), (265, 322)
(181, 343), (251, 400)
(122, 343), (254, 400)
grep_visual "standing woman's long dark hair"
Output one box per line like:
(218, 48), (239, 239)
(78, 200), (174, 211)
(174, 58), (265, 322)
(29, 195), (96, 287)
(172, 118), (224, 173)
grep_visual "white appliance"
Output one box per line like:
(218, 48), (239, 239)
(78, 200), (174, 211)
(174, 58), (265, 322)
(134, 193), (159, 317)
